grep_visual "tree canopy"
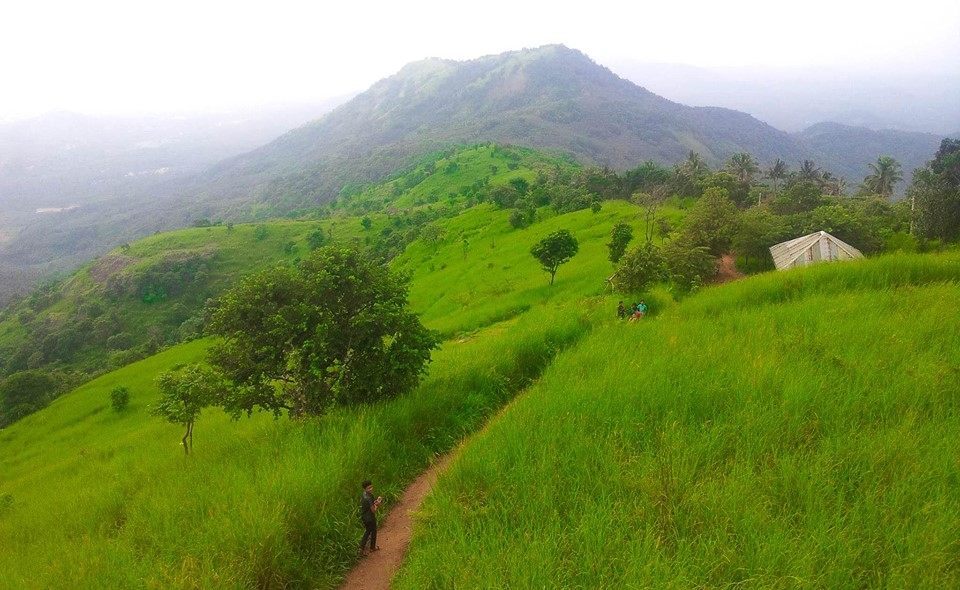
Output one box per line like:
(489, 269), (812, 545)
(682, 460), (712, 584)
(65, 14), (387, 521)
(530, 230), (579, 285)
(206, 246), (440, 419)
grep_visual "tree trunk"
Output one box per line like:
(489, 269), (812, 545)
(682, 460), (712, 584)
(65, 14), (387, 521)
(549, 269), (556, 285)
(182, 421), (194, 455)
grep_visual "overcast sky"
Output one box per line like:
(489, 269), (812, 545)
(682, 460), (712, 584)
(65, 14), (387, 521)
(2, 0), (958, 119)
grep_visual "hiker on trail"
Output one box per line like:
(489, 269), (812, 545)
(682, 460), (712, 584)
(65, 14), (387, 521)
(359, 479), (383, 555)
(617, 301), (626, 319)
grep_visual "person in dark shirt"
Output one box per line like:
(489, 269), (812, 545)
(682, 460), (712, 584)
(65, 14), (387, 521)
(617, 300), (626, 319)
(358, 479), (383, 555)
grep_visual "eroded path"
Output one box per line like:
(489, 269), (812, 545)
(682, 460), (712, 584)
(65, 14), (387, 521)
(339, 453), (455, 590)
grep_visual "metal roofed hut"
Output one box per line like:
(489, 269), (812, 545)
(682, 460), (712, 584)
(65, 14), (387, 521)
(769, 231), (864, 271)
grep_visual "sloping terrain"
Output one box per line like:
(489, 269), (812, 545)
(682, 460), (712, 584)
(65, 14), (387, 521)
(395, 253), (960, 588)
(0, 199), (656, 588)
(0, 145), (561, 380)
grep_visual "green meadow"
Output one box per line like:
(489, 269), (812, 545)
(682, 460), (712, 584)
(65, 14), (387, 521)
(0, 198), (651, 588)
(395, 252), (960, 588)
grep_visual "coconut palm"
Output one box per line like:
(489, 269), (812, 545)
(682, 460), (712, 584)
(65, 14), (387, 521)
(727, 152), (760, 185)
(682, 151), (709, 178)
(798, 160), (822, 183)
(765, 158), (788, 194)
(861, 156), (903, 198)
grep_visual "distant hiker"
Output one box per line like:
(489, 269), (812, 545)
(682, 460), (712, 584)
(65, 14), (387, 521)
(630, 301), (647, 321)
(638, 301), (648, 315)
(359, 479), (383, 555)
(617, 301), (626, 319)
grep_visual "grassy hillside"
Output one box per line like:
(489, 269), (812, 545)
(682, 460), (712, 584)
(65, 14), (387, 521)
(395, 252), (960, 588)
(0, 144), (574, 382)
(0, 199), (653, 588)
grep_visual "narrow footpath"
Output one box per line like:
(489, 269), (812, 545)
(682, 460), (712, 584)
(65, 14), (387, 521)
(339, 453), (455, 590)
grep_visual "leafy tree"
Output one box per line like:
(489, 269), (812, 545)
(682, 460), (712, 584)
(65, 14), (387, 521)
(727, 152), (760, 185)
(490, 185), (520, 208)
(607, 222), (634, 264)
(909, 139), (960, 241)
(663, 238), (715, 295)
(766, 159), (789, 195)
(253, 225), (268, 241)
(206, 246), (439, 418)
(153, 364), (223, 454)
(733, 208), (785, 271)
(530, 230), (579, 285)
(681, 187), (740, 256)
(110, 386), (130, 412)
(0, 371), (58, 427)
(361, 216), (373, 230)
(771, 181), (823, 215)
(698, 171), (751, 208)
(861, 156), (903, 198)
(625, 160), (672, 194)
(307, 228), (327, 250)
(509, 208), (535, 229)
(508, 177), (530, 195)
(612, 243), (665, 294)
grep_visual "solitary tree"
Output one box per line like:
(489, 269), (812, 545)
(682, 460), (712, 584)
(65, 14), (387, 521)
(153, 364), (223, 454)
(361, 217), (373, 230)
(861, 156), (903, 198)
(607, 222), (634, 264)
(206, 246), (439, 418)
(530, 230), (579, 285)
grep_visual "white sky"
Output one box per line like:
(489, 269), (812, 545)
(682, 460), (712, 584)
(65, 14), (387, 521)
(2, 0), (958, 119)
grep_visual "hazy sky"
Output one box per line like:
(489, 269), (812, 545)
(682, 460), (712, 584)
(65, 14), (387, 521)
(2, 0), (958, 118)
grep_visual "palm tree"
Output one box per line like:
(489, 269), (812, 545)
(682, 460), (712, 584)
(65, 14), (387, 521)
(765, 158), (788, 194)
(682, 151), (709, 178)
(727, 152), (760, 185)
(798, 160), (822, 183)
(861, 156), (903, 198)
(820, 172), (846, 196)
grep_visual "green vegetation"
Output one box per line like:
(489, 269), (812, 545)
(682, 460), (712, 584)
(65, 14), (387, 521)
(0, 194), (652, 587)
(530, 229), (579, 285)
(396, 252), (960, 588)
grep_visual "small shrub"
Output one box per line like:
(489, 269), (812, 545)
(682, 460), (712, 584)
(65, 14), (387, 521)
(110, 386), (131, 412)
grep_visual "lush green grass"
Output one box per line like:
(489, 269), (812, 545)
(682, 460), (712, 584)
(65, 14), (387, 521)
(343, 144), (572, 214)
(0, 197), (648, 588)
(396, 200), (684, 336)
(395, 252), (960, 588)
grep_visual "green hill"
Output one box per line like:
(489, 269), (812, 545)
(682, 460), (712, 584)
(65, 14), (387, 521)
(197, 45), (808, 212)
(0, 199), (656, 588)
(395, 252), (960, 588)
(0, 144), (569, 384)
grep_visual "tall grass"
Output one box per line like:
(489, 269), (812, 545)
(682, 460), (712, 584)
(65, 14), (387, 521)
(0, 196), (666, 587)
(395, 255), (960, 588)
(0, 299), (602, 588)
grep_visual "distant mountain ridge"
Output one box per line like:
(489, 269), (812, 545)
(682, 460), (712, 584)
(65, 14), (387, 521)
(199, 45), (942, 212)
(199, 45), (807, 208)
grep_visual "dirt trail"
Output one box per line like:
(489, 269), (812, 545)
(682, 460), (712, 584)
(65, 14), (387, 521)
(339, 453), (455, 590)
(714, 253), (745, 284)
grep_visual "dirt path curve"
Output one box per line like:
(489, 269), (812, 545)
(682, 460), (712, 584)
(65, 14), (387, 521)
(339, 453), (455, 590)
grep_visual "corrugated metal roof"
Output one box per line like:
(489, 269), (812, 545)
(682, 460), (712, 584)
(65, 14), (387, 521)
(769, 231), (863, 270)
